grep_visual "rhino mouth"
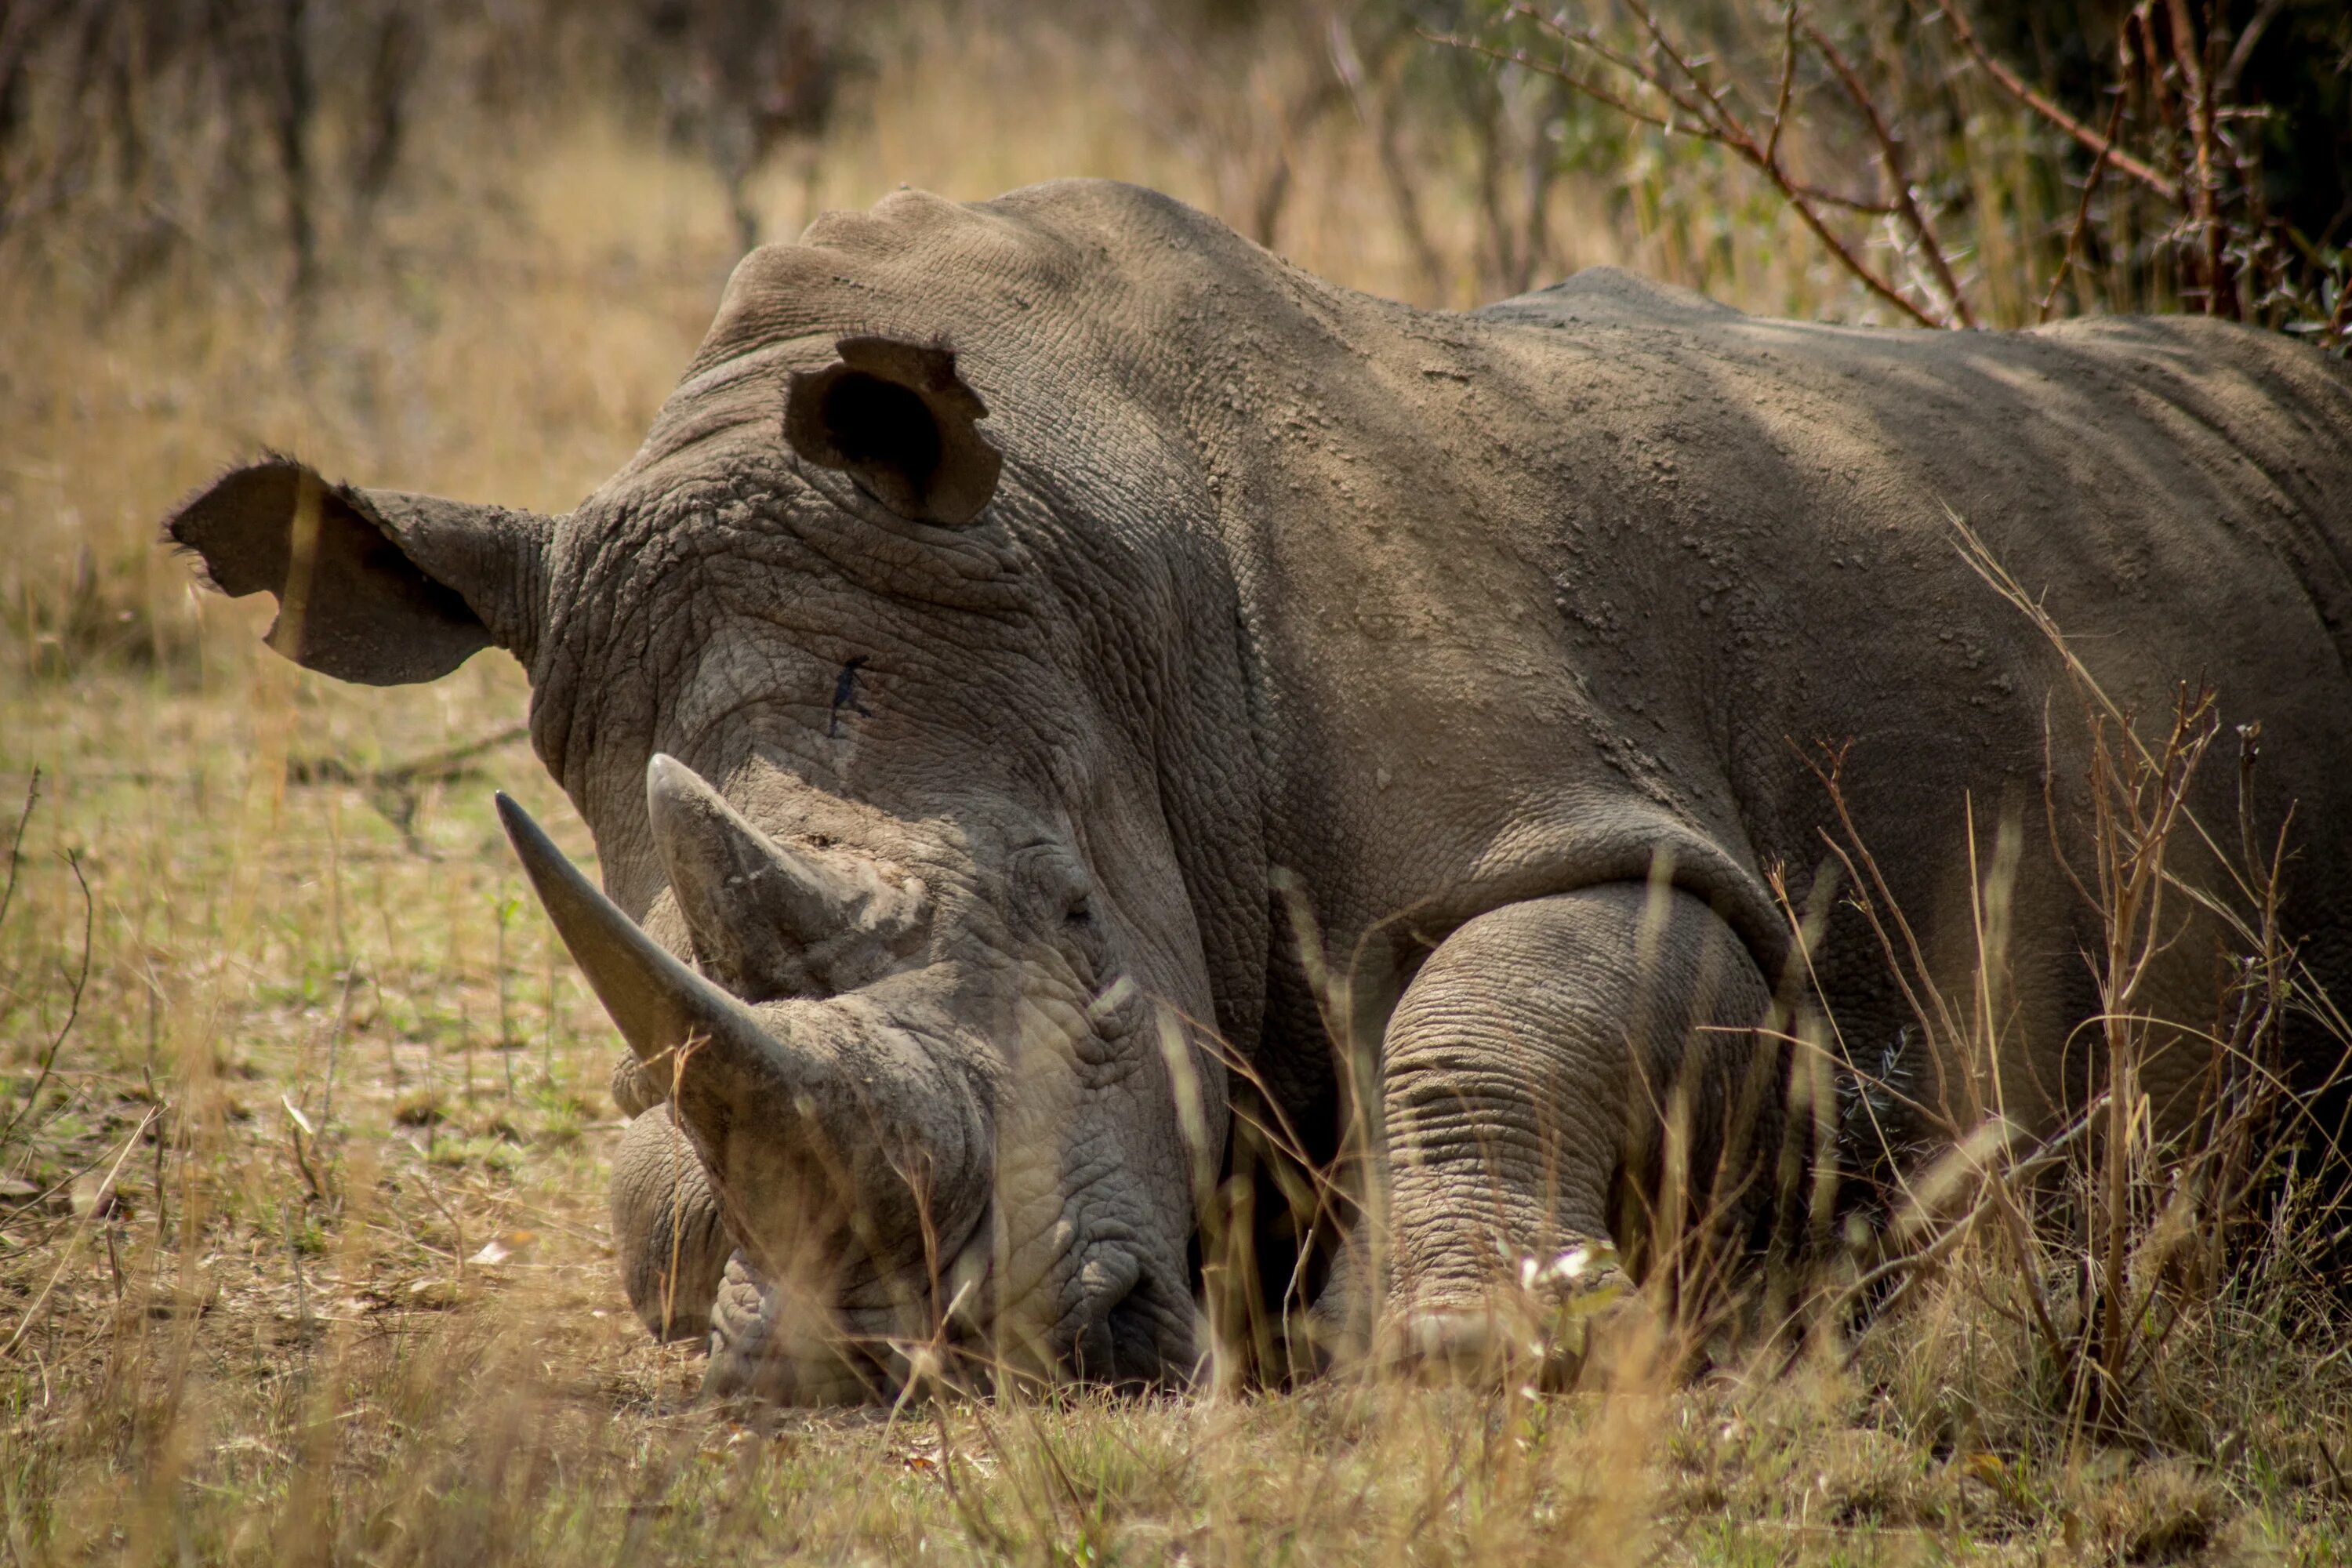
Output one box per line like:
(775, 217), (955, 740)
(701, 1218), (999, 1405)
(694, 1220), (1171, 1403)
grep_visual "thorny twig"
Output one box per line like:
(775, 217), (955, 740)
(2217, 0), (2290, 97)
(2162, 0), (2234, 317)
(1802, 19), (1976, 325)
(1931, 0), (2175, 196)
(2038, 86), (2129, 322)
(1944, 0), (2336, 326)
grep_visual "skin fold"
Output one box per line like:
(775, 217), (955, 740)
(163, 179), (2352, 1400)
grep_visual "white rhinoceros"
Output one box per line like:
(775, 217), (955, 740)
(166, 180), (2352, 1400)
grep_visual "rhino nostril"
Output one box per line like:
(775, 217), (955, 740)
(1099, 1267), (1177, 1385)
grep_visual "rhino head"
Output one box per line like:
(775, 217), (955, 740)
(165, 189), (1276, 1400)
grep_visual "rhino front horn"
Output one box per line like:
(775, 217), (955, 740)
(495, 790), (800, 1107)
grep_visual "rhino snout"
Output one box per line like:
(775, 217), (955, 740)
(500, 776), (991, 1348)
(507, 755), (1197, 1402)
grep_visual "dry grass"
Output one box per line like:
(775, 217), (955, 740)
(5, 8), (2352, 1564)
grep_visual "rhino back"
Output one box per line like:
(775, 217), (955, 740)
(1206, 252), (2352, 1134)
(1413, 293), (2352, 1137)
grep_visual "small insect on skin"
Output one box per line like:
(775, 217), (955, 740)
(829, 655), (874, 739)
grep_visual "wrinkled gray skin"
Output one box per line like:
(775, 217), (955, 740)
(165, 180), (2352, 1400)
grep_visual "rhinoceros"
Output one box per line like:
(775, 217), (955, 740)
(165, 180), (2352, 1401)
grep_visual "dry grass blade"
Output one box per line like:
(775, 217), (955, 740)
(1809, 513), (2352, 1465)
(0, 844), (89, 1152)
(3, 1105), (158, 1358)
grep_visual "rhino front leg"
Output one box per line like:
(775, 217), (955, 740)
(1376, 882), (1777, 1385)
(610, 1101), (733, 1342)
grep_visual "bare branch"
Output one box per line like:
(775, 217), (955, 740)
(2039, 89), (2130, 322)
(1787, 182), (1901, 217)
(0, 768), (38, 935)
(1439, 9), (1946, 328)
(1765, 2), (1799, 168)
(1429, 34), (1674, 132)
(1803, 20), (1976, 325)
(1931, 0), (2177, 198)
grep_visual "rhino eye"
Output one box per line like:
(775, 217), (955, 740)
(1014, 844), (1108, 971)
(1058, 880), (1102, 950)
(1062, 894), (1109, 977)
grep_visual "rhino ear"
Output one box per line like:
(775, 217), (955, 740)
(784, 337), (1003, 526)
(165, 457), (550, 685)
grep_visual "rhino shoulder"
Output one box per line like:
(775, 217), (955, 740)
(1475, 267), (1745, 330)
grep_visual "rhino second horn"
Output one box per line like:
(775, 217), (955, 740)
(495, 790), (795, 1102)
(645, 753), (917, 998)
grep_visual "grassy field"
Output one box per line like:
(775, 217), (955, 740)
(5, 9), (2351, 1563)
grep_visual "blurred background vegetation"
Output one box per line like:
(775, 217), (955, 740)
(1, 0), (2347, 687)
(0, 0), (2346, 688)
